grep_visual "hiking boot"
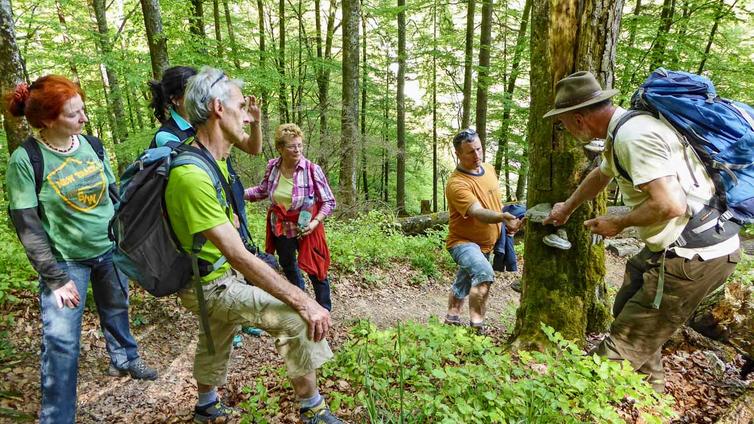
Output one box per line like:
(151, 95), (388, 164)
(443, 314), (463, 326)
(300, 399), (345, 424)
(108, 358), (158, 380)
(510, 280), (522, 293)
(127, 358), (158, 380)
(543, 229), (572, 250)
(469, 321), (487, 335)
(193, 400), (241, 423)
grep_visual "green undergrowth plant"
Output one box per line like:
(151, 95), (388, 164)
(730, 251), (753, 288)
(320, 319), (676, 423)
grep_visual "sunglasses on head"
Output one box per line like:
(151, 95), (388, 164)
(453, 128), (477, 144)
(201, 72), (226, 103)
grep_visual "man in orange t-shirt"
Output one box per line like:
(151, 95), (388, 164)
(444, 129), (521, 332)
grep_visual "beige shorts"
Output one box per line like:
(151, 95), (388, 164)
(179, 271), (333, 386)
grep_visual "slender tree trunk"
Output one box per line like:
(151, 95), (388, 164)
(339, 0), (360, 211)
(212, 0), (223, 59)
(1, 0), (30, 153)
(396, 0), (406, 215)
(189, 0), (206, 38)
(278, 0), (290, 122)
(513, 0), (622, 348)
(360, 2), (369, 199)
(460, 0), (476, 130)
(90, 0), (128, 144)
(383, 68), (391, 203)
(256, 0), (272, 158)
(515, 158), (528, 200)
(432, 0), (438, 212)
(140, 0), (170, 79)
(474, 0), (493, 155)
(493, 0), (531, 176)
(223, 0), (241, 69)
(649, 0), (675, 72)
(697, 0), (737, 74)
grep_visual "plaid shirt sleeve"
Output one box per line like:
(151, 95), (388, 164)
(312, 163), (336, 217)
(244, 160), (274, 201)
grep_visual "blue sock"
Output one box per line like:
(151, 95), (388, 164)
(197, 389), (218, 408)
(300, 391), (323, 410)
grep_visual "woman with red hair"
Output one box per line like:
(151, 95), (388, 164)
(5, 75), (157, 423)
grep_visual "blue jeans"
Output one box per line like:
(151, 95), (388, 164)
(273, 235), (332, 311)
(448, 243), (495, 299)
(39, 249), (139, 424)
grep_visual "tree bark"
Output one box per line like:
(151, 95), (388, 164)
(0, 0), (30, 153)
(432, 0), (438, 212)
(277, 0), (289, 122)
(474, 0), (493, 153)
(648, 0), (675, 73)
(493, 0), (531, 177)
(90, 0), (128, 144)
(460, 0), (476, 131)
(212, 0), (223, 58)
(140, 0), (170, 79)
(223, 0), (241, 69)
(360, 2), (369, 200)
(515, 158), (528, 200)
(189, 0), (206, 38)
(396, 0), (406, 215)
(339, 0), (360, 211)
(314, 0), (337, 171)
(256, 0), (272, 158)
(398, 212), (450, 235)
(513, 0), (622, 348)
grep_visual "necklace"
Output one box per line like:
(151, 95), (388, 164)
(39, 132), (76, 153)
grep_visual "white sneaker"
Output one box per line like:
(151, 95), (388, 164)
(543, 229), (572, 250)
(584, 139), (605, 153)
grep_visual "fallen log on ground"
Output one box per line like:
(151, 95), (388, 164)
(688, 282), (754, 359)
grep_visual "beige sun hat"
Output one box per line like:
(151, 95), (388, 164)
(543, 71), (619, 118)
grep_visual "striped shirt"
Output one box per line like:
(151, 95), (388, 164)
(245, 157), (336, 238)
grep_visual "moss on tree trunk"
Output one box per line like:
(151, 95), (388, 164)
(513, 0), (623, 349)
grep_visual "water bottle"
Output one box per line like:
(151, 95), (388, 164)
(298, 194), (315, 231)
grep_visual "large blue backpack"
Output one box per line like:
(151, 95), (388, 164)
(611, 68), (754, 234)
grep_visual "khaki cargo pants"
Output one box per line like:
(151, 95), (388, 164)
(593, 247), (740, 392)
(179, 271), (334, 386)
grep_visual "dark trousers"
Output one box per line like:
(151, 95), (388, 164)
(273, 235), (332, 311)
(593, 247), (740, 392)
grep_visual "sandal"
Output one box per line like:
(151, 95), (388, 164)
(443, 314), (463, 326)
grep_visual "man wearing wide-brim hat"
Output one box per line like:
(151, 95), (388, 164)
(541, 71), (741, 393)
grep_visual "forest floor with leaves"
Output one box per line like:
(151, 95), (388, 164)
(1, 252), (752, 423)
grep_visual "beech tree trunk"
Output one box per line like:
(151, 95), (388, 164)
(212, 0), (223, 58)
(396, 0), (406, 215)
(277, 0), (290, 123)
(648, 0), (674, 72)
(697, 0), (737, 75)
(256, 0), (272, 158)
(460, 0), (475, 131)
(360, 2), (369, 199)
(339, 0), (360, 211)
(513, 0), (623, 348)
(140, 0), (169, 79)
(474, 0), (493, 152)
(189, 0), (206, 38)
(314, 0), (337, 172)
(432, 0), (438, 212)
(223, 0), (241, 69)
(0, 0), (29, 153)
(90, 0), (128, 144)
(493, 0), (531, 177)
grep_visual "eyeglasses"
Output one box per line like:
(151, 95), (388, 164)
(284, 143), (303, 151)
(453, 128), (477, 145)
(200, 72), (226, 103)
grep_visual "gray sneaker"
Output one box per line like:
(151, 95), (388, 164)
(543, 229), (572, 250)
(300, 399), (345, 424)
(124, 358), (158, 380)
(510, 280), (522, 293)
(194, 400), (241, 423)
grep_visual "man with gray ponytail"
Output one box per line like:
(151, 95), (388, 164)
(164, 67), (344, 424)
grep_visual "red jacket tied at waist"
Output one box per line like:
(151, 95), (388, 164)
(265, 203), (331, 281)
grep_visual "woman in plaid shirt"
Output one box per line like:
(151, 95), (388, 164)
(245, 123), (336, 310)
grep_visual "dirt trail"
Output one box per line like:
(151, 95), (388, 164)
(2, 253), (747, 423)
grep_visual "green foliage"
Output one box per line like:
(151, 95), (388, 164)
(239, 374), (282, 424)
(321, 320), (676, 423)
(730, 251), (753, 288)
(323, 210), (453, 277)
